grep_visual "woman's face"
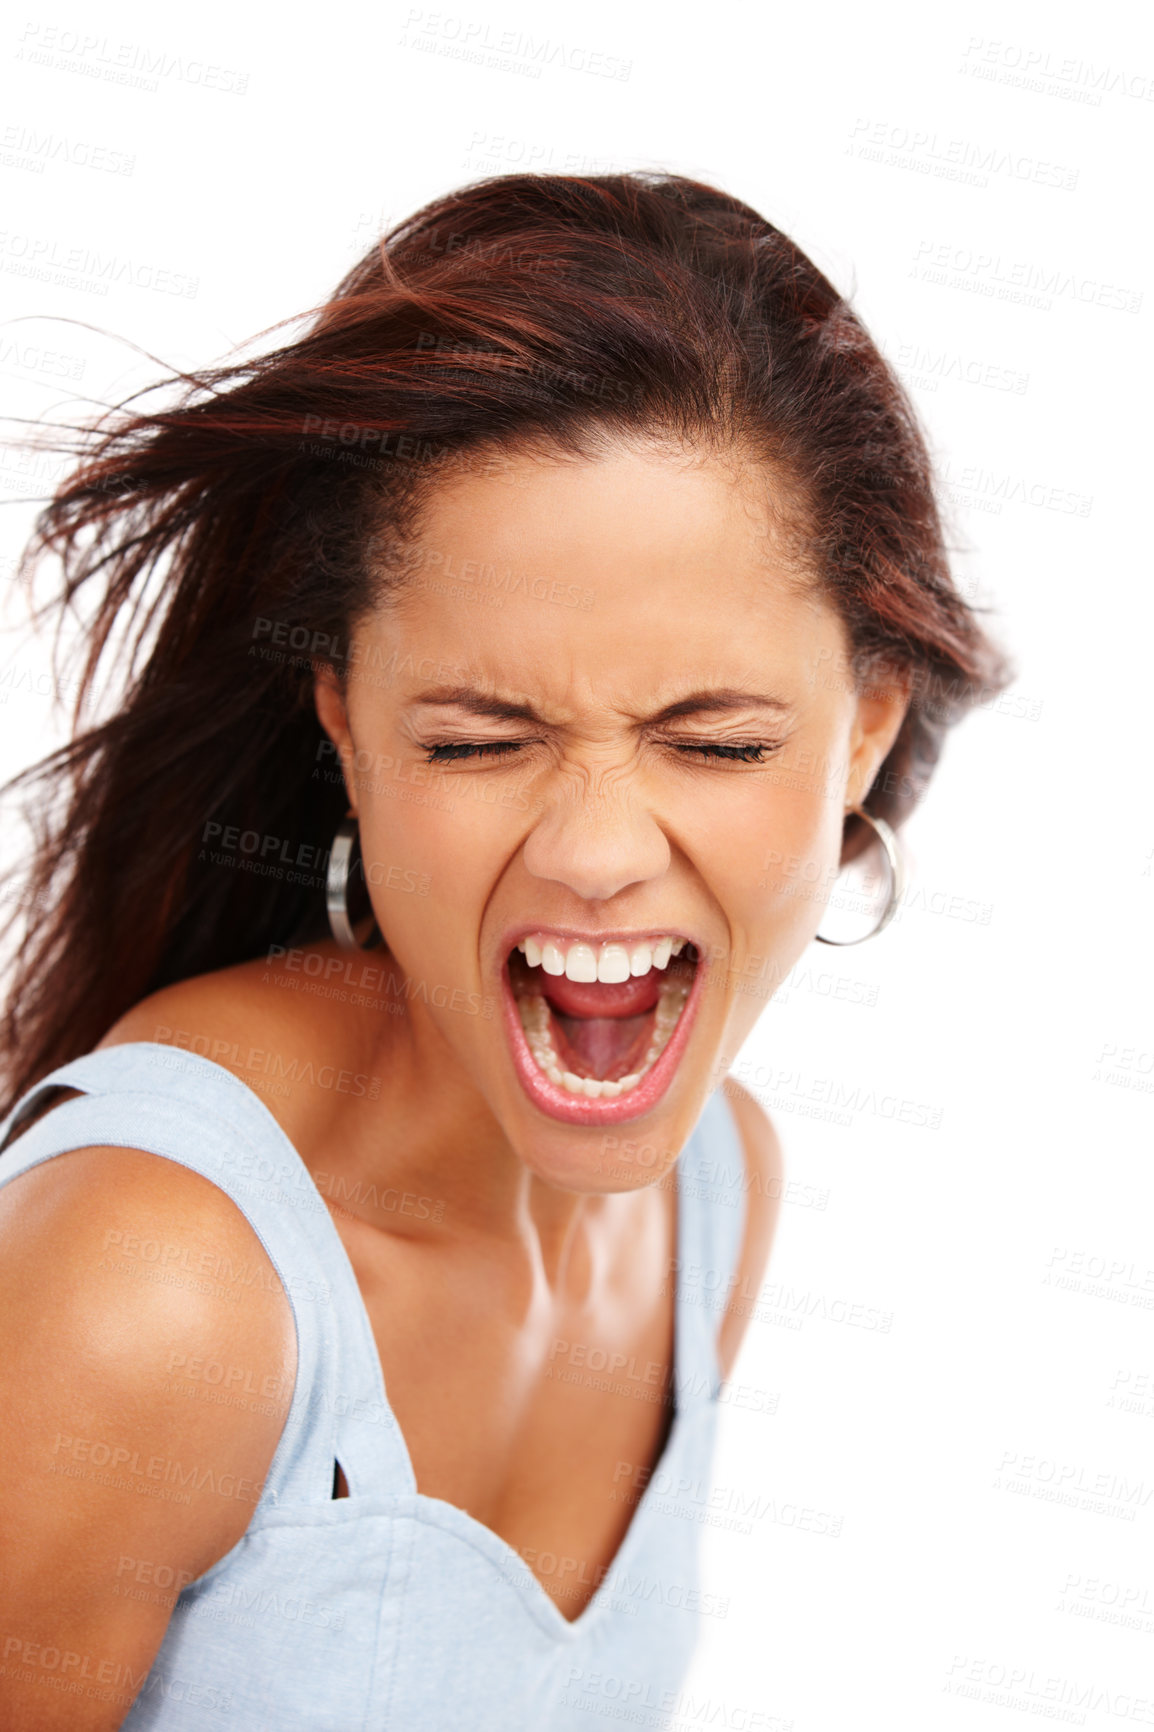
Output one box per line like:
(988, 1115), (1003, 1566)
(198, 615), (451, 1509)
(315, 438), (906, 1191)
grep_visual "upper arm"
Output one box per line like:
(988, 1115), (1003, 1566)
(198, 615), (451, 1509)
(716, 1078), (783, 1382)
(0, 1143), (296, 1731)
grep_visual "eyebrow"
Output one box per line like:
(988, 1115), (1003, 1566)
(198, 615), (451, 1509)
(406, 685), (793, 722)
(652, 689), (793, 721)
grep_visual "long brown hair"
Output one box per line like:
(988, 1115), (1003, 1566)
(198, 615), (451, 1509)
(0, 171), (1009, 1112)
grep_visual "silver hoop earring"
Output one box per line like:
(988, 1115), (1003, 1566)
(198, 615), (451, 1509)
(814, 805), (905, 946)
(326, 815), (382, 951)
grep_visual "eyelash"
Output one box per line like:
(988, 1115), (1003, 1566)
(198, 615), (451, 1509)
(421, 740), (781, 765)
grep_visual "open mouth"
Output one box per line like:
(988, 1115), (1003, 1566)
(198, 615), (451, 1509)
(502, 932), (702, 1124)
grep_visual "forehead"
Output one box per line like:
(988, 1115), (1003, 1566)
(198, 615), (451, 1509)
(357, 440), (844, 704)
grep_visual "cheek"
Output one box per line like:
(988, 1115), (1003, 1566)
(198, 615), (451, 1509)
(684, 773), (844, 923)
(692, 785), (846, 1028)
(785, 797), (855, 939)
(754, 792), (845, 910)
(356, 785), (523, 947)
(355, 802), (434, 903)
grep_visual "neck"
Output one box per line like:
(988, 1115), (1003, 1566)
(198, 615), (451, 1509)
(298, 977), (607, 1288)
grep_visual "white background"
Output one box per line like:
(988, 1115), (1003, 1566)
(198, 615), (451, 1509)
(2, 1), (1152, 1727)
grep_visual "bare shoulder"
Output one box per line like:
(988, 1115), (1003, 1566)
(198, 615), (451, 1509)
(98, 947), (316, 1057)
(716, 1076), (784, 1380)
(97, 942), (380, 1142)
(0, 1141), (298, 1480)
(0, 1141), (295, 1727)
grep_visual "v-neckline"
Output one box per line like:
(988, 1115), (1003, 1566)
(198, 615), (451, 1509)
(87, 1041), (697, 1641)
(392, 1154), (688, 1639)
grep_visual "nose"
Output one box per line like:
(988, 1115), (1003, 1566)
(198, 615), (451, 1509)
(521, 781), (672, 904)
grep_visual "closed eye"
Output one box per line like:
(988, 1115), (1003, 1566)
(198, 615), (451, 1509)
(423, 740), (526, 763)
(422, 739), (784, 765)
(670, 742), (780, 763)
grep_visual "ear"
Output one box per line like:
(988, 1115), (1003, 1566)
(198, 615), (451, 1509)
(843, 673), (910, 811)
(313, 662), (357, 812)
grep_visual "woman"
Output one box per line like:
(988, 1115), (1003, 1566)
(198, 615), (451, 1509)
(0, 172), (1005, 1729)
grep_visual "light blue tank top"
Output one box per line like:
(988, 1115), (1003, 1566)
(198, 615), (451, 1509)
(0, 1041), (747, 1730)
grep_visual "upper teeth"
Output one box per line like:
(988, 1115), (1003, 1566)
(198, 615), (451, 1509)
(515, 934), (686, 982)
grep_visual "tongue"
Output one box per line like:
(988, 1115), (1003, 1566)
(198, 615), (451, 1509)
(551, 1011), (653, 1082)
(540, 972), (661, 1019)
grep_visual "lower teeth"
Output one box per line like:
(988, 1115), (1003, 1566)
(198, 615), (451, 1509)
(515, 976), (691, 1099)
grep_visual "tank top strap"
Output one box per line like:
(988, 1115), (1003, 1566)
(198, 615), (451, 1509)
(0, 1041), (410, 1505)
(673, 1082), (749, 1405)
